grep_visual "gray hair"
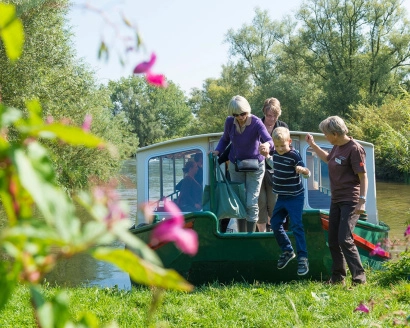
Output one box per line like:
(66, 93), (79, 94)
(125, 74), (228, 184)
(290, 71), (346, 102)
(319, 116), (348, 136)
(228, 95), (251, 115)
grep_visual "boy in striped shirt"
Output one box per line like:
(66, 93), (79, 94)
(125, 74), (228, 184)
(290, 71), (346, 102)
(263, 127), (311, 275)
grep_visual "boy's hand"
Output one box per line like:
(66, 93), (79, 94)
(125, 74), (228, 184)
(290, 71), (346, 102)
(295, 166), (305, 174)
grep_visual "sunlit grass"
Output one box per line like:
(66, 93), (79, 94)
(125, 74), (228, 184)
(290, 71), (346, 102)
(1, 273), (408, 327)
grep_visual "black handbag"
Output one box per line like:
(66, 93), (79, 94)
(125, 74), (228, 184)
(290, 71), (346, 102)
(265, 159), (274, 186)
(265, 168), (274, 186)
(235, 158), (259, 172)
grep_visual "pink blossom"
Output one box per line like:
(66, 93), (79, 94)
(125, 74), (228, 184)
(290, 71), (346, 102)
(150, 200), (198, 255)
(45, 115), (54, 124)
(146, 71), (167, 87)
(92, 183), (128, 223)
(82, 114), (92, 132)
(369, 243), (387, 257)
(133, 53), (156, 74)
(404, 225), (410, 237)
(354, 302), (369, 313)
(139, 202), (154, 223)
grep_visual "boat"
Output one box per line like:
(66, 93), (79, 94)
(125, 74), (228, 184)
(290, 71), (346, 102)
(129, 132), (390, 285)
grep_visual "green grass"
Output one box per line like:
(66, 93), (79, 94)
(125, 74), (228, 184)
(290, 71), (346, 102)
(1, 273), (409, 327)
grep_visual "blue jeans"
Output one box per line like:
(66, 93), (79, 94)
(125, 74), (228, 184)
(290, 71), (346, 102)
(271, 193), (308, 258)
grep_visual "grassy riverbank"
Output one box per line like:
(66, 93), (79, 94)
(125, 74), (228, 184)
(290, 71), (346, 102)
(1, 273), (409, 327)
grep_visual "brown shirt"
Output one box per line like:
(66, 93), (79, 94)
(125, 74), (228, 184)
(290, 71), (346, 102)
(327, 138), (366, 203)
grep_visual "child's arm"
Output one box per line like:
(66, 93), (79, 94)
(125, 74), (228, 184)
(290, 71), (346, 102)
(296, 166), (310, 179)
(265, 155), (274, 169)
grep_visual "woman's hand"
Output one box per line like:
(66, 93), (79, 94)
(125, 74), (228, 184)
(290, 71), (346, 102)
(305, 133), (315, 146)
(259, 143), (270, 157)
(209, 150), (219, 156)
(354, 201), (366, 214)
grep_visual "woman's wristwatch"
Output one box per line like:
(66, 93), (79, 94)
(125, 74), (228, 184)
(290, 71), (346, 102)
(359, 196), (366, 202)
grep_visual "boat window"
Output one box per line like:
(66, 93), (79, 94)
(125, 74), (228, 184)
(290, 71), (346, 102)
(148, 148), (204, 212)
(291, 136), (300, 152)
(305, 145), (332, 209)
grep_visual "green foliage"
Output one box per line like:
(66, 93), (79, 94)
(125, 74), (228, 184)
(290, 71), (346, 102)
(207, 1), (410, 133)
(291, 0), (410, 114)
(0, 96), (192, 327)
(187, 63), (253, 134)
(0, 0), (138, 190)
(375, 252), (410, 286)
(0, 2), (24, 61)
(0, 3), (194, 327)
(348, 94), (410, 181)
(108, 76), (193, 147)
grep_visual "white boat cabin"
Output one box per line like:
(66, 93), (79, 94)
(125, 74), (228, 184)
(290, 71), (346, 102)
(135, 132), (378, 225)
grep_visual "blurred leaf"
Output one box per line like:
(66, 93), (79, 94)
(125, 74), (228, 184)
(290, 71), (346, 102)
(31, 286), (76, 328)
(0, 174), (18, 224)
(111, 221), (163, 267)
(0, 261), (17, 312)
(0, 3), (24, 60)
(32, 124), (105, 148)
(0, 105), (22, 127)
(92, 247), (193, 291)
(122, 14), (132, 27)
(98, 41), (109, 61)
(136, 31), (143, 48)
(25, 99), (43, 126)
(13, 146), (77, 241)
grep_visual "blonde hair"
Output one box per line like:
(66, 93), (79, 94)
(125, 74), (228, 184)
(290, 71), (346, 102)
(319, 116), (348, 136)
(272, 126), (290, 141)
(262, 97), (281, 117)
(228, 95), (251, 115)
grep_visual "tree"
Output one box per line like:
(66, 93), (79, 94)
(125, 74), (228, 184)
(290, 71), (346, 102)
(187, 62), (253, 134)
(108, 76), (193, 147)
(348, 93), (410, 182)
(225, 8), (281, 88)
(223, 8), (324, 131)
(0, 0), (137, 190)
(288, 0), (410, 115)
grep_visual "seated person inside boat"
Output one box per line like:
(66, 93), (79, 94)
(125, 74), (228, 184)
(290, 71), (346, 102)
(176, 160), (203, 212)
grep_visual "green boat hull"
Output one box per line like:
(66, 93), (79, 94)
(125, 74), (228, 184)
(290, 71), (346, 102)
(130, 209), (389, 285)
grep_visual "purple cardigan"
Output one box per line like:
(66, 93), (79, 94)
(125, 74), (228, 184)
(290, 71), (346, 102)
(216, 115), (273, 163)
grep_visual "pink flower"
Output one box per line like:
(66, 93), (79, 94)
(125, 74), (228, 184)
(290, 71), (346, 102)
(139, 202), (154, 223)
(146, 71), (167, 87)
(82, 114), (92, 132)
(354, 302), (369, 313)
(404, 225), (410, 237)
(369, 243), (387, 257)
(150, 199), (198, 255)
(133, 52), (167, 88)
(45, 115), (54, 124)
(133, 53), (156, 74)
(92, 183), (128, 223)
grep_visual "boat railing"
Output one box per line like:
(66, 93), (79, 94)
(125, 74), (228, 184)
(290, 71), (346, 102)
(318, 186), (331, 196)
(153, 191), (180, 212)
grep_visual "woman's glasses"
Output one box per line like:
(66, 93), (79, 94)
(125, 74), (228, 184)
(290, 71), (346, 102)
(232, 112), (247, 117)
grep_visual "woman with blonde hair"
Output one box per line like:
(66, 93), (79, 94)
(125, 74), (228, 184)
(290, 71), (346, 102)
(257, 98), (289, 232)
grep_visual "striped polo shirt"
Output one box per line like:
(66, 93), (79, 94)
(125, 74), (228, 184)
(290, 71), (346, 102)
(267, 148), (305, 196)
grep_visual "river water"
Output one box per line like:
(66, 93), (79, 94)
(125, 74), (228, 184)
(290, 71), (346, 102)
(44, 159), (410, 290)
